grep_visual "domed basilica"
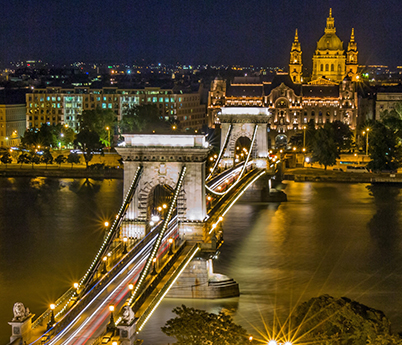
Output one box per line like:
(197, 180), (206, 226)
(208, 9), (361, 146)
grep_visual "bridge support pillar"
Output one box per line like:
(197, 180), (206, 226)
(166, 257), (239, 299)
(8, 313), (34, 344)
(117, 320), (138, 345)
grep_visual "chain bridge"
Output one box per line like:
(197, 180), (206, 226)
(8, 118), (280, 345)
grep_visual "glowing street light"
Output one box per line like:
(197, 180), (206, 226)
(168, 238), (174, 255)
(363, 128), (370, 156)
(107, 305), (116, 333)
(47, 303), (56, 330)
(105, 126), (111, 147)
(123, 237), (128, 254)
(151, 257), (157, 275)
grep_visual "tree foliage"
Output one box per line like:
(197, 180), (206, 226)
(78, 108), (115, 146)
(161, 305), (252, 345)
(0, 152), (12, 166)
(367, 121), (401, 172)
(291, 295), (400, 345)
(67, 152), (81, 168)
(74, 129), (102, 168)
(55, 154), (66, 167)
(331, 120), (354, 152)
(311, 122), (339, 169)
(41, 148), (53, 167)
(17, 152), (30, 167)
(120, 104), (178, 134)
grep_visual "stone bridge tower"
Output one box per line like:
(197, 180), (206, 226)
(219, 107), (271, 168)
(115, 134), (210, 241)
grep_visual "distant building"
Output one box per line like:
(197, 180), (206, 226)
(208, 9), (360, 147)
(26, 86), (206, 131)
(375, 84), (402, 118)
(0, 89), (27, 147)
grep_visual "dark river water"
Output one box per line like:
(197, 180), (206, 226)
(1, 178), (402, 344)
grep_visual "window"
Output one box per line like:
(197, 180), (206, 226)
(108, 103), (112, 109)
(320, 64), (323, 72)
(331, 64), (334, 72)
(325, 64), (329, 72)
(102, 103), (106, 109)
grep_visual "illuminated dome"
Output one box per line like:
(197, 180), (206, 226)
(317, 33), (343, 51)
(316, 8), (343, 51)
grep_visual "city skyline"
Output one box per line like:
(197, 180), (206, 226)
(1, 0), (402, 68)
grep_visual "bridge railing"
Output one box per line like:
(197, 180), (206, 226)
(135, 243), (201, 332)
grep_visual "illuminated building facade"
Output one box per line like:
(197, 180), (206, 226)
(26, 86), (206, 131)
(208, 9), (359, 146)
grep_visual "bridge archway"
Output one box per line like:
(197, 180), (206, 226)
(219, 107), (271, 168)
(116, 134), (209, 240)
(234, 136), (252, 164)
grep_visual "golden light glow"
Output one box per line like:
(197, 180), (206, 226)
(50, 304), (56, 310)
(73, 282), (79, 289)
(104, 221), (109, 227)
(128, 283), (134, 290)
(168, 238), (173, 244)
(109, 305), (115, 312)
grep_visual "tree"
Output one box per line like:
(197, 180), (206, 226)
(20, 124), (58, 149)
(311, 122), (339, 169)
(161, 305), (252, 345)
(41, 149), (53, 168)
(74, 129), (102, 168)
(17, 152), (30, 168)
(67, 152), (81, 168)
(331, 120), (353, 152)
(290, 295), (400, 345)
(78, 109), (116, 146)
(0, 152), (12, 167)
(55, 154), (66, 167)
(367, 121), (401, 172)
(28, 151), (41, 169)
(119, 104), (174, 134)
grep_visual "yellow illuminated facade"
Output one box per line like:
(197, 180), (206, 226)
(309, 9), (358, 83)
(289, 29), (303, 83)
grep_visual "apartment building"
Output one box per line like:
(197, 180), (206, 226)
(26, 86), (206, 131)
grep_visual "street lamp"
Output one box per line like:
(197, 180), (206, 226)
(47, 303), (56, 330)
(168, 238), (174, 255)
(105, 126), (110, 147)
(101, 256), (108, 274)
(123, 237), (128, 254)
(107, 305), (116, 333)
(364, 128), (370, 156)
(151, 257), (157, 275)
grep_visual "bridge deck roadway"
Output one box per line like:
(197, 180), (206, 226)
(35, 222), (177, 345)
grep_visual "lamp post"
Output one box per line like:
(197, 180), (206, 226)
(101, 256), (108, 274)
(365, 128), (370, 156)
(47, 303), (56, 330)
(151, 257), (157, 275)
(107, 305), (116, 333)
(168, 238), (174, 255)
(106, 126), (110, 148)
(123, 237), (128, 254)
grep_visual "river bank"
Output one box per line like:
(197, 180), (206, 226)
(0, 166), (123, 179)
(284, 167), (402, 183)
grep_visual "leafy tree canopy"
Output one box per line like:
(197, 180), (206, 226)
(311, 122), (339, 169)
(0, 152), (12, 165)
(120, 104), (179, 134)
(291, 295), (401, 345)
(331, 120), (354, 152)
(161, 305), (252, 345)
(78, 108), (116, 146)
(74, 129), (102, 168)
(367, 121), (401, 172)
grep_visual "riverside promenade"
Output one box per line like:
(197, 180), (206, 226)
(284, 168), (402, 183)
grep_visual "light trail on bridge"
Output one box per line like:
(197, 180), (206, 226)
(31, 220), (178, 345)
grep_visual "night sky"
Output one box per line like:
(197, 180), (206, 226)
(1, 0), (402, 68)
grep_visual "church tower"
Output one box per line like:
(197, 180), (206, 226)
(312, 9), (346, 83)
(346, 28), (359, 79)
(289, 29), (303, 83)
